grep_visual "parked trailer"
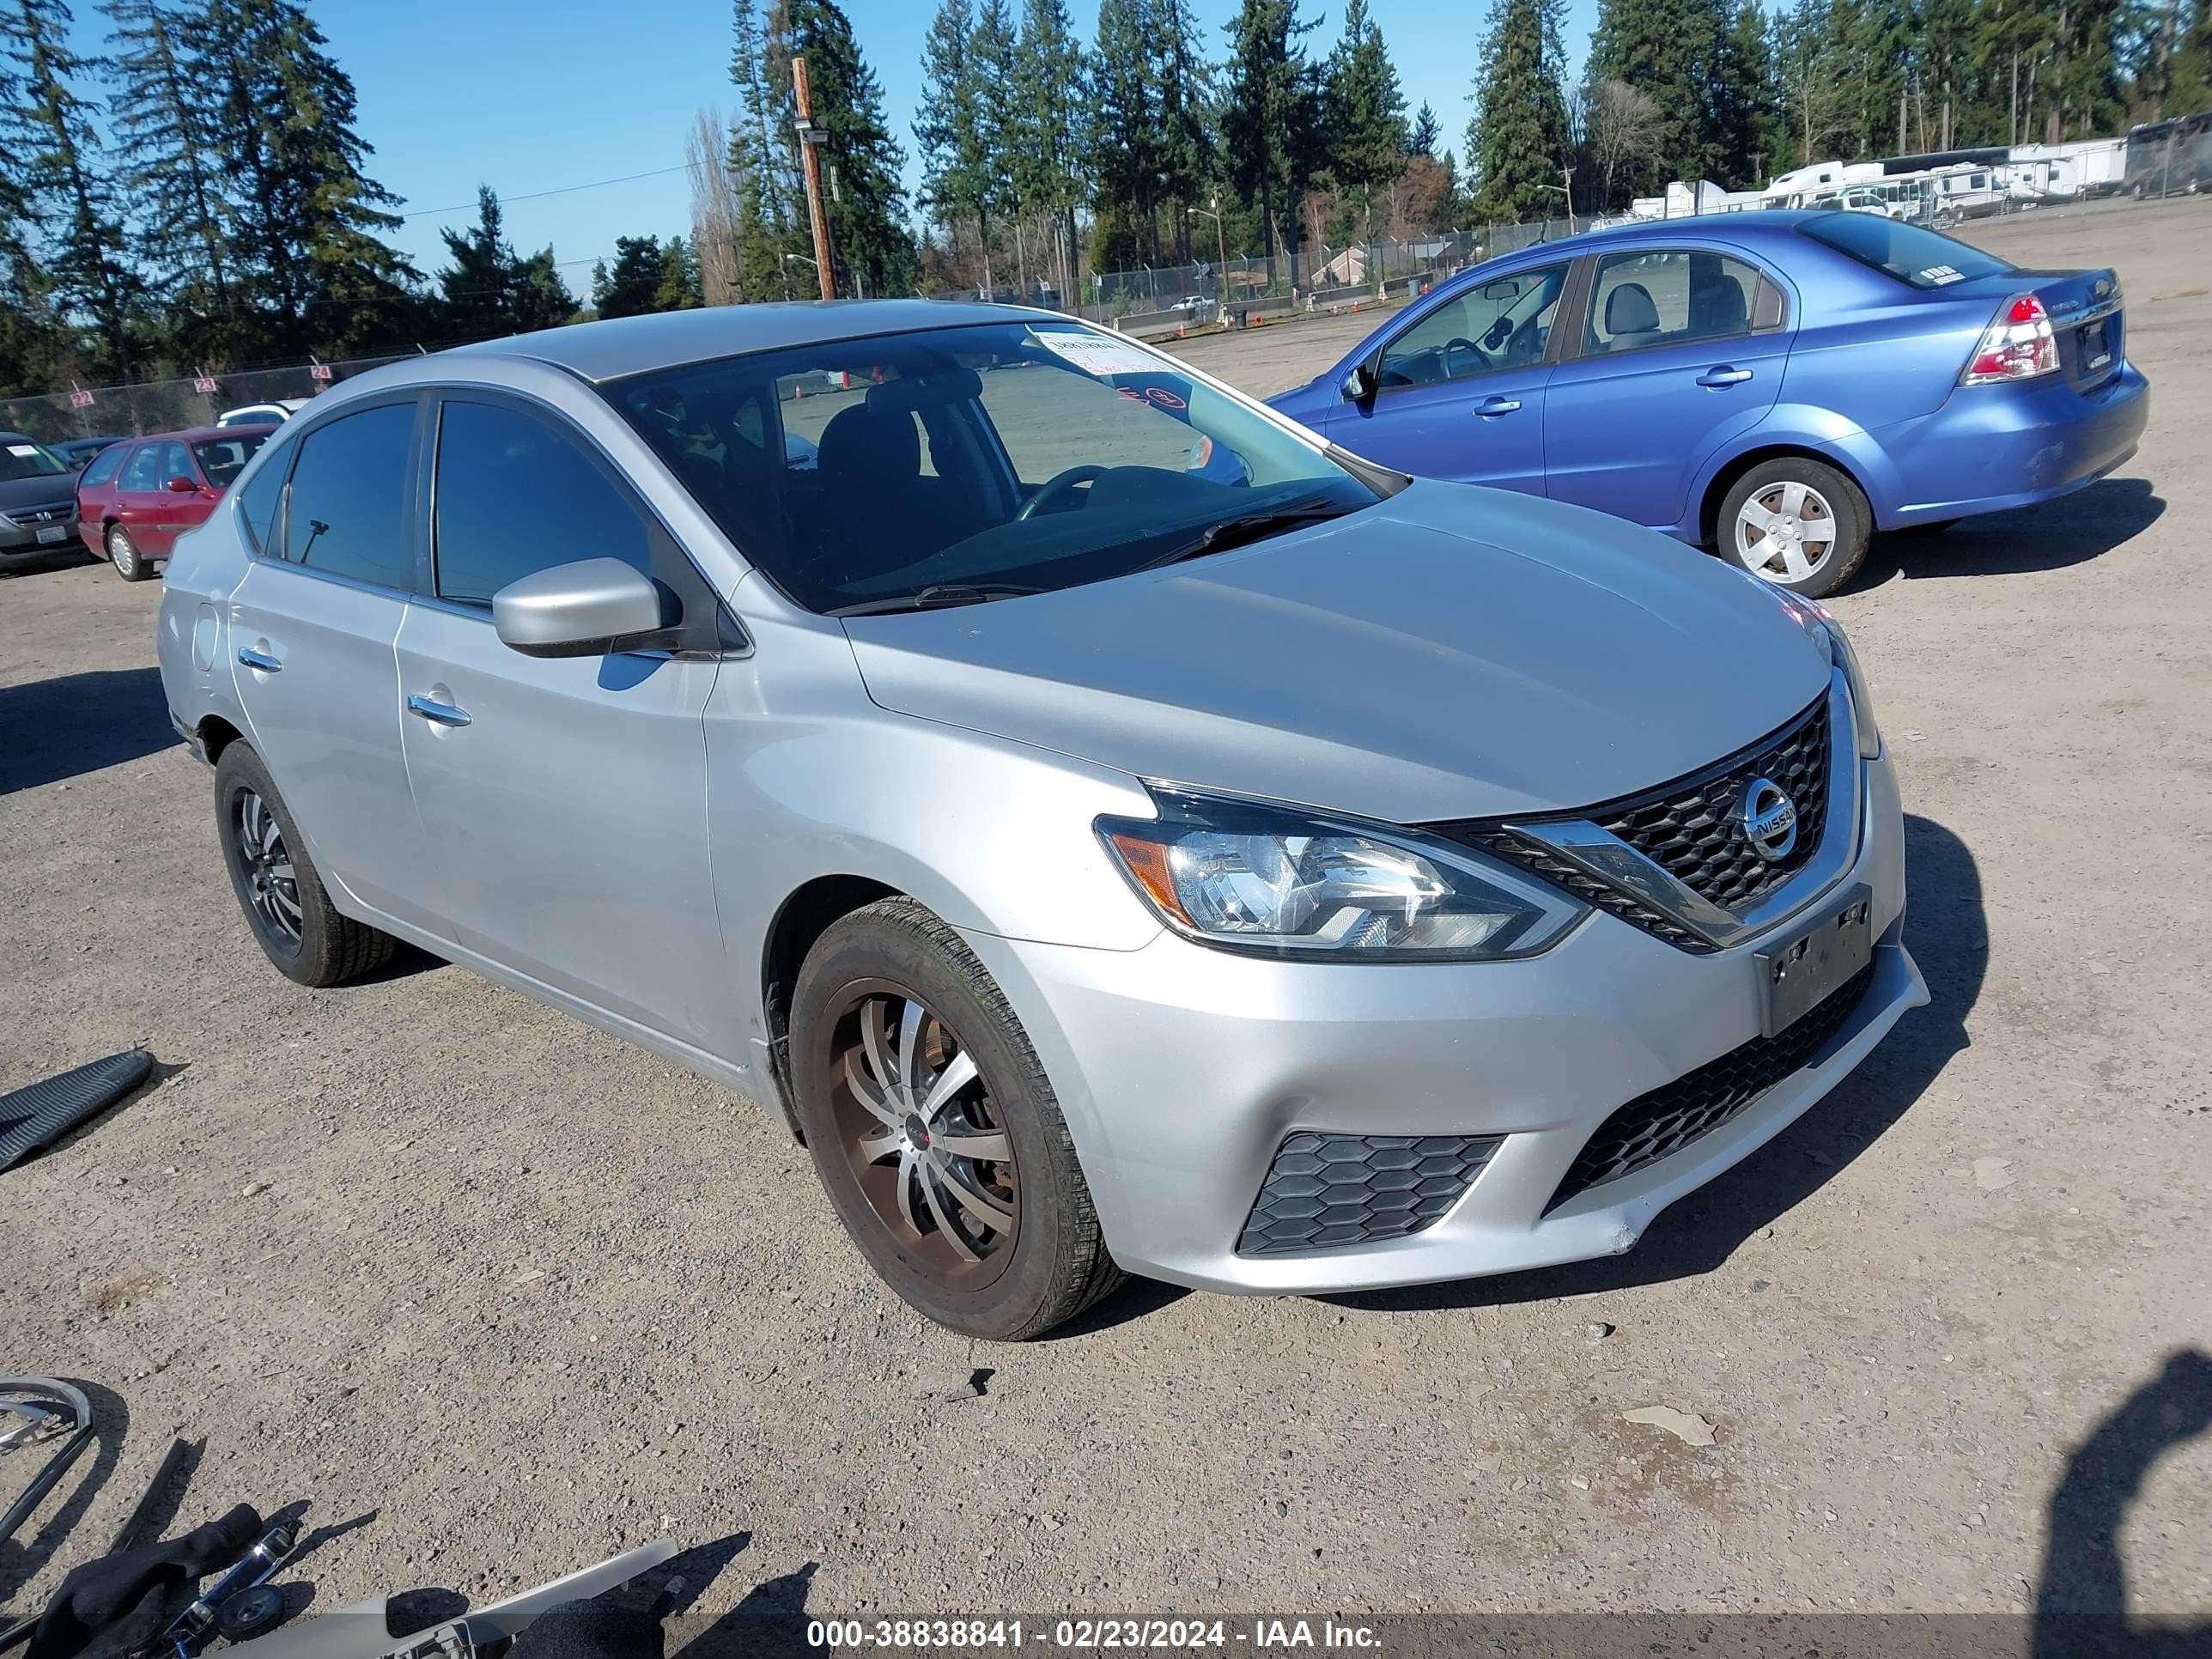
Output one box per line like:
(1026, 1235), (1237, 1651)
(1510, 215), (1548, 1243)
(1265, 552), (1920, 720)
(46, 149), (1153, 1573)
(2125, 112), (2212, 198)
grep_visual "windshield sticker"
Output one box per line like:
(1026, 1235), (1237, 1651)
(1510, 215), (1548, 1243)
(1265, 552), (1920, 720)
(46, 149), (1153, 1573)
(1918, 264), (1966, 286)
(7, 444), (39, 458)
(1030, 330), (1164, 378)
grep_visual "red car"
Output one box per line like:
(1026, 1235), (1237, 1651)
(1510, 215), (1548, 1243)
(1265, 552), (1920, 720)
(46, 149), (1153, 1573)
(75, 423), (275, 580)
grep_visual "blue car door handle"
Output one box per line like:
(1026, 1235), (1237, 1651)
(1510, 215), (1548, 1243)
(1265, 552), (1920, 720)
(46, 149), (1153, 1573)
(407, 694), (471, 728)
(236, 646), (282, 672)
(1697, 367), (1753, 387)
(1473, 396), (1522, 416)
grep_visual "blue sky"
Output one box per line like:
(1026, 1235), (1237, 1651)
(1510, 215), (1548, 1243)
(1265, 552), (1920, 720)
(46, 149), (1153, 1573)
(78, 0), (1601, 281)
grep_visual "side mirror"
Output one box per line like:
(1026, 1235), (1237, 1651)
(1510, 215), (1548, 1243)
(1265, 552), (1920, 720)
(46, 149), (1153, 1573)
(164, 476), (198, 493)
(1340, 362), (1376, 402)
(492, 558), (670, 659)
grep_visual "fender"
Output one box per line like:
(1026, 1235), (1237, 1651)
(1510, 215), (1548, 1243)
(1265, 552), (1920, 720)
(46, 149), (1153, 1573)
(1679, 403), (1906, 541)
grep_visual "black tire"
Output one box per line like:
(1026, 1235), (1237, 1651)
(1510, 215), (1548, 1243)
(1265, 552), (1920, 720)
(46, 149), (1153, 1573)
(790, 896), (1124, 1340)
(213, 743), (398, 988)
(1716, 456), (1871, 599)
(106, 523), (149, 581)
(1893, 518), (1959, 538)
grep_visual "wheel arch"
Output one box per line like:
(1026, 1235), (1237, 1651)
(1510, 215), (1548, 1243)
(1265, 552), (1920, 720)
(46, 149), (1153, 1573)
(195, 714), (246, 763)
(1698, 442), (1877, 549)
(758, 873), (902, 1140)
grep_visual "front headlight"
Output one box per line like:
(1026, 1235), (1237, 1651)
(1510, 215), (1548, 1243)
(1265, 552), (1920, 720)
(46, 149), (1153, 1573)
(1097, 788), (1586, 961)
(1772, 592), (1881, 760)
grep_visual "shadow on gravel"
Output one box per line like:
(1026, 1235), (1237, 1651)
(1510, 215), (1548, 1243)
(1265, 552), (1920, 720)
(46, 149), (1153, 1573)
(2033, 1348), (2212, 1657)
(1857, 474), (2165, 590)
(0, 1379), (128, 1601)
(1321, 812), (1986, 1318)
(0, 666), (173, 796)
(678, 1559), (817, 1658)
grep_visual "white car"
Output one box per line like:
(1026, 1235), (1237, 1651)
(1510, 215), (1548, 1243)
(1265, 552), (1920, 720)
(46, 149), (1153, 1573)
(216, 399), (308, 428)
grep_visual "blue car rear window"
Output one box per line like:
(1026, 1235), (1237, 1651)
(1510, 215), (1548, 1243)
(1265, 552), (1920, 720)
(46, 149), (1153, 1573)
(1796, 213), (2012, 289)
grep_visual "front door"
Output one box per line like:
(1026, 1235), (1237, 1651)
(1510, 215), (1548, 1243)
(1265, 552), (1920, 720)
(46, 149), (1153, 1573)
(1544, 246), (1791, 531)
(394, 394), (732, 1058)
(227, 398), (444, 936)
(1328, 260), (1571, 495)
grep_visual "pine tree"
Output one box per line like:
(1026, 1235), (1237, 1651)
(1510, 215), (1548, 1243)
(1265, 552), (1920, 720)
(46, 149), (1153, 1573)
(1323, 0), (1409, 236)
(915, 0), (995, 275)
(102, 0), (232, 360)
(2, 0), (140, 380)
(777, 0), (916, 297)
(1088, 0), (1158, 264)
(435, 186), (573, 341)
(1467, 0), (1572, 222)
(1409, 100), (1441, 157)
(1219, 0), (1324, 290)
(1585, 0), (1723, 191)
(1713, 0), (1778, 185)
(1012, 0), (1085, 301)
(1149, 0), (1213, 262)
(654, 234), (702, 310)
(594, 235), (664, 319)
(728, 0), (794, 301)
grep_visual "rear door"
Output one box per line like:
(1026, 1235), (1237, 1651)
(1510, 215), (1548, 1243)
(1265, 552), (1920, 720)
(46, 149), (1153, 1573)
(392, 392), (731, 1055)
(1543, 246), (1791, 532)
(227, 396), (445, 937)
(112, 442), (167, 550)
(1328, 260), (1572, 494)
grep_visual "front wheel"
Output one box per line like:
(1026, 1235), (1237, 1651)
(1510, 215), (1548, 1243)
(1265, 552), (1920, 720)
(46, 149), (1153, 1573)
(789, 896), (1124, 1340)
(214, 743), (398, 987)
(1717, 458), (1870, 599)
(106, 523), (149, 581)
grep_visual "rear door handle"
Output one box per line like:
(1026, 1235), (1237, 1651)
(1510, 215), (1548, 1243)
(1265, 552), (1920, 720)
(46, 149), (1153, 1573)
(1473, 397), (1522, 416)
(1697, 367), (1753, 387)
(407, 694), (471, 728)
(236, 647), (282, 672)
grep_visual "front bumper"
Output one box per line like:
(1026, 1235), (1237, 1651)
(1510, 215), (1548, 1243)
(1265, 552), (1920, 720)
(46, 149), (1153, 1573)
(964, 745), (1923, 1295)
(1876, 360), (2149, 528)
(0, 512), (80, 555)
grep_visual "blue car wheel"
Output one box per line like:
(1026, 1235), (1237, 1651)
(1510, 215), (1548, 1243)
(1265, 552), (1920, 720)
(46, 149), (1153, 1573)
(1717, 456), (1872, 599)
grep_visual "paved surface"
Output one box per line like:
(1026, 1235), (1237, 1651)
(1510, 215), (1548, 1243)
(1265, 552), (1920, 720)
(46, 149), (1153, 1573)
(3, 199), (2209, 1647)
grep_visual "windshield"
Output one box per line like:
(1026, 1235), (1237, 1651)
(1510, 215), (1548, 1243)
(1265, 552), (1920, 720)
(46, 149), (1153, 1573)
(603, 319), (1379, 613)
(1, 440), (70, 483)
(192, 432), (268, 489)
(1797, 211), (2012, 289)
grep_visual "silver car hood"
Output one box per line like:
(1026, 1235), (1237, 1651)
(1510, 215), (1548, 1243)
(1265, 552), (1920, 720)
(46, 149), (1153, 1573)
(842, 481), (1832, 823)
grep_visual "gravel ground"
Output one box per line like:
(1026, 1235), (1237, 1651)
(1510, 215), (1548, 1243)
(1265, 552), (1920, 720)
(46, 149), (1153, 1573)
(3, 198), (2208, 1650)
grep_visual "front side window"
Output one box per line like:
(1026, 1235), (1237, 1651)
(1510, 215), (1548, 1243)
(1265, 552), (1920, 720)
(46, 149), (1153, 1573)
(1798, 212), (2012, 289)
(1378, 263), (1568, 389)
(433, 400), (654, 605)
(0, 438), (69, 483)
(154, 442), (192, 486)
(79, 444), (128, 487)
(1583, 249), (1764, 354)
(193, 433), (267, 489)
(283, 403), (415, 587)
(605, 319), (1378, 615)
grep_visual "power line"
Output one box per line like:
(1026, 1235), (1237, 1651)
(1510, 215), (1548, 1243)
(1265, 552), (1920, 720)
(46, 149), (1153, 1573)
(403, 163), (696, 221)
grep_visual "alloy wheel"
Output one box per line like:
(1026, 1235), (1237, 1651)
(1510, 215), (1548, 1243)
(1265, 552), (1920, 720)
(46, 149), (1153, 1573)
(1734, 478), (1838, 583)
(827, 982), (1018, 1288)
(232, 787), (302, 948)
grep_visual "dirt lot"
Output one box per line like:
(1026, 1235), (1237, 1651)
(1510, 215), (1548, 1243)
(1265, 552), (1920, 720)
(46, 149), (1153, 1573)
(3, 199), (2209, 1648)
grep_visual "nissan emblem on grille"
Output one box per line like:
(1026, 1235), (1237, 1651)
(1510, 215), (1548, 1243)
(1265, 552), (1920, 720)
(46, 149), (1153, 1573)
(1735, 777), (1798, 863)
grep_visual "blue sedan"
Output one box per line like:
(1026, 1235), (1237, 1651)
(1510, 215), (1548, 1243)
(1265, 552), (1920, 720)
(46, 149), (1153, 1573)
(1267, 210), (2149, 597)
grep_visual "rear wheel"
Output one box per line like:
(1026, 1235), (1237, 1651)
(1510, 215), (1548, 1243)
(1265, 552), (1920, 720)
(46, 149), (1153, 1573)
(214, 743), (398, 987)
(790, 896), (1124, 1340)
(1717, 457), (1870, 599)
(106, 523), (149, 581)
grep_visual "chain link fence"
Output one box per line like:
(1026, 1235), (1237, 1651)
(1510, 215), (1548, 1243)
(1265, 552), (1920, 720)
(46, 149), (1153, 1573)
(2, 354), (418, 444)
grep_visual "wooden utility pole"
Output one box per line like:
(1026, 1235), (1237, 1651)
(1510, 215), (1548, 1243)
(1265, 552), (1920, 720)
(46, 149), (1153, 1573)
(792, 56), (836, 301)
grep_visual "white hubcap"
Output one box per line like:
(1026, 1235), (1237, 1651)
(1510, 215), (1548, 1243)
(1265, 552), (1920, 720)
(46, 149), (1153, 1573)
(1735, 480), (1838, 583)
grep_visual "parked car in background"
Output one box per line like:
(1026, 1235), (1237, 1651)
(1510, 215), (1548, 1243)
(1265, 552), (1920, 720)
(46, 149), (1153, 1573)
(216, 399), (307, 427)
(76, 424), (273, 580)
(0, 431), (82, 565)
(159, 301), (1919, 1341)
(1169, 294), (1217, 313)
(52, 434), (127, 469)
(1268, 210), (2148, 598)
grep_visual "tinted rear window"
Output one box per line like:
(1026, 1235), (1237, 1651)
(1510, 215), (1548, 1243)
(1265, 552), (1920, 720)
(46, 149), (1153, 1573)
(1797, 213), (2012, 289)
(283, 404), (415, 588)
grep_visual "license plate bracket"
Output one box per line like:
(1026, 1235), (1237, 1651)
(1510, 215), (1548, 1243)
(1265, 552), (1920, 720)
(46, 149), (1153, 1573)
(1757, 885), (1874, 1038)
(2081, 317), (2112, 371)
(35, 524), (66, 544)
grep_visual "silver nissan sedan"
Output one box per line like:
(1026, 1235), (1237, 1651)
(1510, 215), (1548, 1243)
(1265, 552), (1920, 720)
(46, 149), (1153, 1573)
(157, 301), (1926, 1340)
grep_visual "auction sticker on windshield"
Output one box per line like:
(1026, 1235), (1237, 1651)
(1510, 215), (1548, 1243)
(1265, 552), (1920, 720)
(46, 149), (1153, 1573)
(1030, 331), (1164, 378)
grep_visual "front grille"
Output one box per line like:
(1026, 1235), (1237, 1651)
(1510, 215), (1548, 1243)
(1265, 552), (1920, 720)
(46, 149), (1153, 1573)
(1237, 1131), (1503, 1255)
(3, 502), (73, 526)
(1429, 692), (1833, 952)
(1546, 958), (1876, 1211)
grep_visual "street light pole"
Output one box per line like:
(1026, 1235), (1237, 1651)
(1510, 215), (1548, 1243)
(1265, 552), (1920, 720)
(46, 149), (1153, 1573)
(791, 56), (836, 301)
(1192, 196), (1230, 320)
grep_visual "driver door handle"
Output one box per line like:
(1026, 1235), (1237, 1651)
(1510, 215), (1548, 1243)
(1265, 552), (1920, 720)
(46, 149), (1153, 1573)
(407, 694), (471, 728)
(236, 647), (282, 672)
(1473, 397), (1522, 416)
(1697, 367), (1754, 387)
